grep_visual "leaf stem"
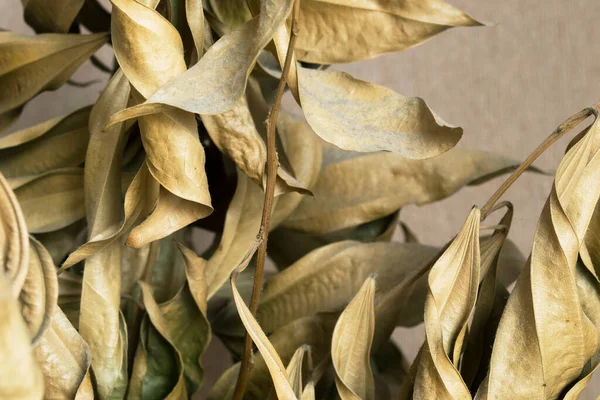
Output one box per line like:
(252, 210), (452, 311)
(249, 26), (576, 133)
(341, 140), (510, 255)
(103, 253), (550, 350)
(232, 1), (301, 398)
(480, 104), (599, 220)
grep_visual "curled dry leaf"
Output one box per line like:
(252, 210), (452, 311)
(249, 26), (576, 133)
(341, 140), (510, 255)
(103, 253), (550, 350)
(231, 263), (298, 400)
(284, 145), (530, 234)
(19, 237), (59, 343)
(295, 0), (482, 64)
(297, 66), (462, 156)
(22, 0), (85, 33)
(0, 275), (44, 400)
(0, 171), (30, 296)
(33, 307), (93, 399)
(14, 168), (85, 234)
(0, 31), (107, 130)
(107, 0), (294, 121)
(178, 243), (208, 314)
(0, 106), (91, 188)
(256, 241), (437, 334)
(332, 276), (376, 400)
(477, 117), (600, 399)
(129, 282), (187, 399)
(111, 0), (212, 246)
(283, 345), (310, 398)
(408, 208), (480, 399)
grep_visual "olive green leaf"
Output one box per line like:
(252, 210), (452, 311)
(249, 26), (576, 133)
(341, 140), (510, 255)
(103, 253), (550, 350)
(295, 0), (482, 64)
(22, 0), (85, 33)
(0, 274), (44, 400)
(0, 106), (91, 187)
(283, 145), (530, 234)
(411, 208), (480, 399)
(20, 237), (58, 343)
(0, 171), (30, 296)
(477, 118), (600, 399)
(33, 307), (93, 399)
(231, 263), (298, 400)
(297, 67), (462, 155)
(14, 168), (84, 234)
(332, 276), (376, 400)
(129, 282), (187, 400)
(0, 31), (108, 130)
(107, 0), (294, 121)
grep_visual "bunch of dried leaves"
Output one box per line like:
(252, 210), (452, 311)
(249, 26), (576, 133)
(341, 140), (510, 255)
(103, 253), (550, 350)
(0, 0), (598, 399)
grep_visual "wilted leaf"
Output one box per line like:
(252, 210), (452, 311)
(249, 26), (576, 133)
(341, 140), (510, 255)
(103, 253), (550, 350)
(14, 168), (84, 233)
(129, 282), (187, 400)
(0, 171), (30, 296)
(283, 345), (310, 398)
(0, 274), (44, 399)
(410, 208), (480, 399)
(284, 145), (529, 234)
(33, 307), (93, 399)
(332, 276), (376, 400)
(477, 118), (600, 399)
(35, 219), (86, 265)
(297, 67), (462, 155)
(22, 0), (85, 33)
(178, 243), (208, 314)
(0, 31), (108, 129)
(20, 237), (58, 342)
(0, 106), (91, 187)
(256, 241), (437, 334)
(295, 0), (482, 64)
(107, 0), (294, 120)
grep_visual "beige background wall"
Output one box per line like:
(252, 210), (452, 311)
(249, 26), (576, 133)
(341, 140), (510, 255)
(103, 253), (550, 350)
(2, 0), (599, 397)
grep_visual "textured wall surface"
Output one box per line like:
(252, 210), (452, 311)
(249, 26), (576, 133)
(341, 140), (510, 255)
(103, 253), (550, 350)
(1, 0), (599, 397)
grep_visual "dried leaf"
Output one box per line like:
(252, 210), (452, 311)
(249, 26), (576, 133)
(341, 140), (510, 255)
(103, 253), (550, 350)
(129, 282), (187, 400)
(332, 276), (376, 400)
(0, 106), (91, 186)
(0, 171), (30, 296)
(284, 145), (528, 234)
(22, 0), (85, 33)
(411, 208), (480, 399)
(14, 168), (84, 234)
(295, 0), (482, 64)
(477, 118), (600, 399)
(256, 241), (437, 334)
(185, 0), (205, 61)
(0, 31), (107, 128)
(36, 220), (86, 265)
(20, 237), (58, 342)
(33, 307), (93, 399)
(284, 345), (310, 398)
(178, 243), (208, 314)
(0, 274), (45, 400)
(107, 0), (294, 121)
(297, 66), (462, 155)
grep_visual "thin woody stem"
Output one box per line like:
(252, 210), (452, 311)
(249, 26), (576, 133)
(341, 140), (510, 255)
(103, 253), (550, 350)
(480, 104), (600, 220)
(232, 1), (302, 398)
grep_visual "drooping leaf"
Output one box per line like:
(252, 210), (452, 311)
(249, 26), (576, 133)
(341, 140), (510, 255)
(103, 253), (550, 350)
(19, 237), (58, 343)
(129, 282), (187, 400)
(297, 67), (462, 155)
(0, 31), (108, 130)
(410, 208), (480, 399)
(0, 106), (91, 187)
(230, 262), (298, 400)
(35, 219), (86, 265)
(107, 0), (294, 121)
(33, 307), (93, 399)
(0, 274), (45, 399)
(0, 171), (30, 296)
(332, 276), (376, 400)
(22, 0), (85, 33)
(14, 168), (84, 234)
(477, 117), (600, 399)
(177, 243), (208, 314)
(295, 0), (482, 64)
(283, 145), (531, 234)
(254, 241), (437, 335)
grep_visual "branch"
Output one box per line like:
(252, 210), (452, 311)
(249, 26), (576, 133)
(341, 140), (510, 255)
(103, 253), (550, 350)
(232, 0), (302, 398)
